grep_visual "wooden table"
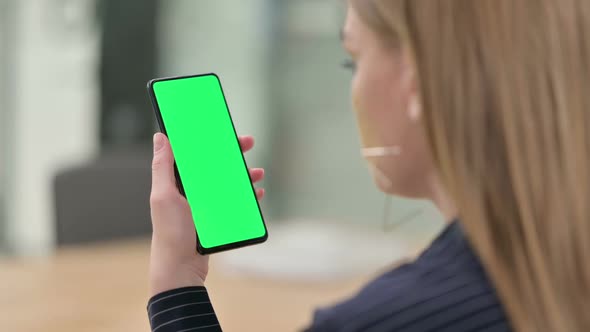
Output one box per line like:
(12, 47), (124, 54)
(0, 239), (379, 332)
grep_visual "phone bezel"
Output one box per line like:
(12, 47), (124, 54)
(147, 73), (268, 255)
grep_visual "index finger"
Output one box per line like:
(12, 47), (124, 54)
(239, 135), (255, 152)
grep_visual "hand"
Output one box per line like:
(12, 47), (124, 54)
(149, 133), (265, 297)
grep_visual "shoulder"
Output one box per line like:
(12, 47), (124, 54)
(308, 224), (512, 332)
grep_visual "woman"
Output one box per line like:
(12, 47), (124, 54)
(147, 0), (590, 331)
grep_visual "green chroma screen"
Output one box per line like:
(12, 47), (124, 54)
(152, 74), (266, 250)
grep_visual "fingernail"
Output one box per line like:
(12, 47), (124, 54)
(153, 133), (164, 153)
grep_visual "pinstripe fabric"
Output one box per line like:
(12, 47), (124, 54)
(305, 222), (512, 332)
(148, 287), (221, 332)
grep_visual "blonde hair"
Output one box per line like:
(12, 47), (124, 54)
(350, 0), (590, 331)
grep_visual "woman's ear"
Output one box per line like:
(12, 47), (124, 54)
(400, 53), (421, 122)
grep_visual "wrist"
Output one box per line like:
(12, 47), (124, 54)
(149, 267), (205, 297)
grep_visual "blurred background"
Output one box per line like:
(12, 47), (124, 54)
(0, 0), (444, 331)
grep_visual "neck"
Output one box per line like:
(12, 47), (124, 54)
(427, 174), (458, 223)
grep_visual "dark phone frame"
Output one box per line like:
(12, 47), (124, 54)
(147, 73), (268, 255)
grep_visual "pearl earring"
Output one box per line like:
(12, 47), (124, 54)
(408, 98), (421, 122)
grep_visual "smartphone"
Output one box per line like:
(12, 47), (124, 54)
(147, 73), (268, 255)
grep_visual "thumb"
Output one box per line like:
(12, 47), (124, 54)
(151, 133), (176, 195)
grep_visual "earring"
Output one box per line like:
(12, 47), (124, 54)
(408, 97), (421, 122)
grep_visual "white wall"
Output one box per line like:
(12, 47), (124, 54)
(158, 0), (271, 164)
(4, 0), (99, 255)
(0, 0), (8, 248)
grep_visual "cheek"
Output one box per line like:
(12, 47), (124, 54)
(351, 65), (400, 146)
